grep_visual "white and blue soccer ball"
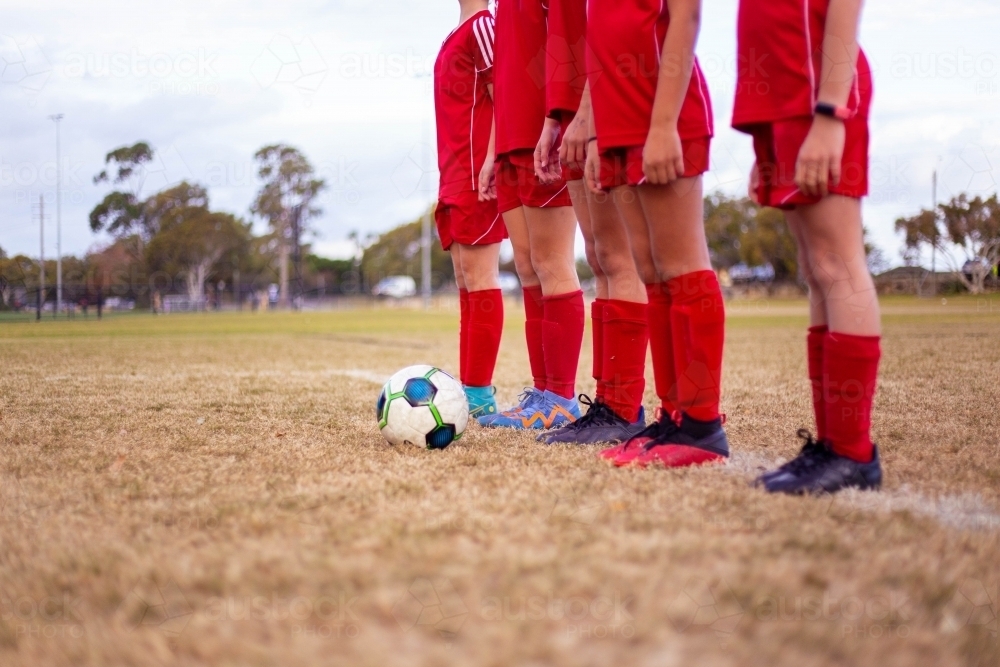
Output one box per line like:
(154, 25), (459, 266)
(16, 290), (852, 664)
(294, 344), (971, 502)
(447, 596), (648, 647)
(377, 365), (469, 449)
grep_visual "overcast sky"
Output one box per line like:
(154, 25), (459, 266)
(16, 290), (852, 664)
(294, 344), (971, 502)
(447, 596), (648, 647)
(1, 0), (998, 264)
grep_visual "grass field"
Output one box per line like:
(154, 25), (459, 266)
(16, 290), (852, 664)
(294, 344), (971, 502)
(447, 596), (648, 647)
(2, 296), (999, 666)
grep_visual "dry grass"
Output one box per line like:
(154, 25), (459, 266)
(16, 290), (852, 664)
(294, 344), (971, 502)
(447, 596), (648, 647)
(1, 295), (999, 666)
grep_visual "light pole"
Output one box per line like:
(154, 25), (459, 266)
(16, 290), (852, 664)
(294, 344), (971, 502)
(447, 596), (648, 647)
(931, 169), (937, 297)
(49, 113), (64, 316)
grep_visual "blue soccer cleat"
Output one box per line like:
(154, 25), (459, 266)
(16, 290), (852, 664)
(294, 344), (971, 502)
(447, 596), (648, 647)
(464, 385), (498, 421)
(478, 387), (543, 427)
(485, 389), (580, 430)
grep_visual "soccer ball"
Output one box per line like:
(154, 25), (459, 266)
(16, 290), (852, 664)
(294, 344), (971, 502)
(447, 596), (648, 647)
(376, 365), (469, 449)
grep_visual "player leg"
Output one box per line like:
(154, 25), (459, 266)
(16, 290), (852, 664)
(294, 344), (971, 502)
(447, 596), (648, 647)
(591, 188), (648, 425)
(480, 204), (547, 426)
(597, 184), (672, 460)
(623, 176), (729, 468)
(543, 184), (649, 444)
(570, 180), (609, 403)
(452, 244), (469, 386)
(762, 195), (882, 493)
(456, 241), (504, 420)
(523, 202), (585, 428)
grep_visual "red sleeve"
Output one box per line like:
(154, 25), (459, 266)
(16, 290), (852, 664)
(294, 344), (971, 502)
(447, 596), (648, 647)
(545, 0), (587, 118)
(470, 13), (495, 84)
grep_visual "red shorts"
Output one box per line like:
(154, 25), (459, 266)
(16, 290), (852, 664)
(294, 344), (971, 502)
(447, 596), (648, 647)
(496, 150), (572, 214)
(599, 138), (711, 189)
(559, 114), (585, 182)
(435, 192), (505, 250)
(749, 116), (869, 209)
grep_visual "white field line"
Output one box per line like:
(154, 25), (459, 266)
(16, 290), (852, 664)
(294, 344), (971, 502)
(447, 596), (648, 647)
(727, 452), (1000, 532)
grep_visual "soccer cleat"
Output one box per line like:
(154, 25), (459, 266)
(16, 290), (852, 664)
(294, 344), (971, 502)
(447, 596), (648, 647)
(600, 408), (681, 465)
(624, 413), (729, 469)
(486, 390), (580, 430)
(538, 395), (646, 445)
(754, 429), (829, 485)
(464, 385), (498, 421)
(759, 441), (882, 495)
(477, 387), (542, 427)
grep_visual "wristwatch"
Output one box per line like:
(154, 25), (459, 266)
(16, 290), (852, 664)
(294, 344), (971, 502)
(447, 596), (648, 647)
(814, 102), (855, 121)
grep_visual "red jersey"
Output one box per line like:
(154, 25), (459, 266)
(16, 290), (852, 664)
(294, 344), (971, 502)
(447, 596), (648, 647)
(586, 0), (713, 150)
(545, 0), (588, 118)
(434, 10), (496, 200)
(732, 0), (872, 129)
(493, 0), (549, 155)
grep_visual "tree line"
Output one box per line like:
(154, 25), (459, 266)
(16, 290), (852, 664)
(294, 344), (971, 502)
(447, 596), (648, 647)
(3, 140), (998, 311)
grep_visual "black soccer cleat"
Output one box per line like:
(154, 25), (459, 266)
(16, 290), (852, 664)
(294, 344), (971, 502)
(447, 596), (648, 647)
(755, 429), (830, 485)
(537, 395), (646, 445)
(758, 438), (883, 495)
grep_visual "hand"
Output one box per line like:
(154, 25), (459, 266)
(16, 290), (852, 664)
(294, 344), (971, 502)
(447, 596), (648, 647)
(584, 138), (602, 194)
(642, 125), (685, 185)
(533, 117), (563, 184)
(748, 161), (760, 204)
(794, 115), (846, 197)
(558, 111), (589, 173)
(478, 157), (496, 201)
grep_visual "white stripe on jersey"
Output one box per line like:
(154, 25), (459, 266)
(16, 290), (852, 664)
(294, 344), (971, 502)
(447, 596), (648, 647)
(473, 15), (495, 69)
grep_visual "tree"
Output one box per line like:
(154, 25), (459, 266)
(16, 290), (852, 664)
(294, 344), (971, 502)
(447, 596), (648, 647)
(251, 145), (326, 307)
(146, 210), (250, 300)
(704, 193), (754, 269)
(0, 254), (39, 309)
(896, 193), (1000, 294)
(703, 193), (798, 281)
(736, 206), (798, 281)
(361, 208), (453, 292)
(90, 142), (155, 239)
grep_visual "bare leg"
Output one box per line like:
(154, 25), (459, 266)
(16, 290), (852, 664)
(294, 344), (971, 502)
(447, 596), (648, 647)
(793, 196), (880, 335)
(502, 206), (539, 288)
(635, 177), (712, 280)
(589, 187), (646, 303)
(456, 243), (501, 292)
(612, 186), (659, 286)
(450, 246), (466, 291)
(568, 180), (608, 299)
(786, 212), (827, 327)
(523, 204), (580, 296)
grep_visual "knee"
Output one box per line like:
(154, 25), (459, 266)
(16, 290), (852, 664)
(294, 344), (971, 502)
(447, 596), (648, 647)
(584, 242), (605, 279)
(808, 248), (853, 291)
(629, 251), (658, 285)
(594, 241), (635, 279)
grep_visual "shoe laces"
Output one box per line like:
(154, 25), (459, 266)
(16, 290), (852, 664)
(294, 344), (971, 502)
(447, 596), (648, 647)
(497, 387), (541, 416)
(566, 394), (617, 430)
(779, 429), (833, 474)
(629, 408), (680, 452)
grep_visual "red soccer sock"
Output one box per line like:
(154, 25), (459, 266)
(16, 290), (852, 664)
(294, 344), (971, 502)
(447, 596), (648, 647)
(591, 299), (608, 400)
(465, 289), (504, 387)
(824, 331), (880, 463)
(807, 325), (829, 439)
(668, 271), (726, 422)
(646, 283), (679, 414)
(459, 288), (470, 385)
(523, 286), (547, 391)
(542, 290), (585, 399)
(602, 299), (649, 423)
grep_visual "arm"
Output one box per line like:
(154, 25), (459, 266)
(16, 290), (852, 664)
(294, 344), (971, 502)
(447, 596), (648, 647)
(534, 116), (564, 183)
(795, 0), (863, 197)
(643, 0), (702, 185)
(584, 92), (602, 193)
(559, 81), (592, 170)
(479, 83), (497, 201)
